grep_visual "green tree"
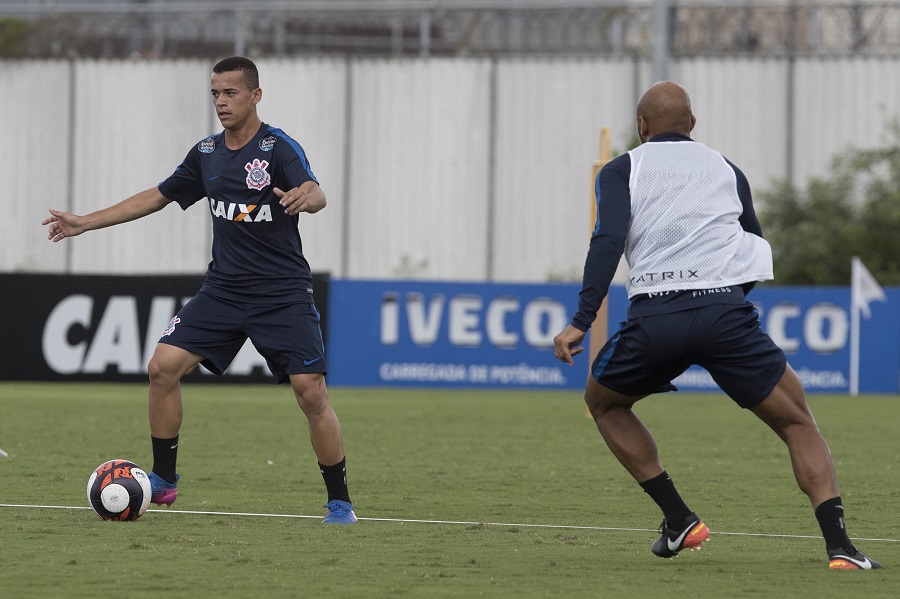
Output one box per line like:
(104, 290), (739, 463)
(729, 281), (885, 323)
(0, 18), (29, 57)
(758, 126), (900, 286)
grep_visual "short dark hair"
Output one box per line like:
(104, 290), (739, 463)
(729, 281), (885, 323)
(212, 56), (259, 90)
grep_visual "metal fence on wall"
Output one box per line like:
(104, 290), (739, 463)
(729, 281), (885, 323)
(2, 1), (900, 59)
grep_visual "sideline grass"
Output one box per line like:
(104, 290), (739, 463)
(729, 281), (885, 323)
(1, 382), (897, 598)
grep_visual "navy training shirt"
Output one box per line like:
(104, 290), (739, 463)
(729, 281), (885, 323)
(158, 123), (318, 304)
(571, 133), (764, 331)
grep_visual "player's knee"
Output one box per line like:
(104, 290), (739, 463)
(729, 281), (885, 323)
(753, 367), (816, 430)
(290, 374), (329, 414)
(585, 380), (641, 418)
(752, 393), (818, 437)
(585, 388), (618, 419)
(294, 390), (329, 416)
(584, 392), (603, 416)
(147, 349), (192, 388)
(147, 356), (179, 387)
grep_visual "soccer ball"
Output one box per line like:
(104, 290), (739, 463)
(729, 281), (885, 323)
(86, 459), (152, 521)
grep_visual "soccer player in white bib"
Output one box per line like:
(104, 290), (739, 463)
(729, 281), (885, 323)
(553, 82), (879, 570)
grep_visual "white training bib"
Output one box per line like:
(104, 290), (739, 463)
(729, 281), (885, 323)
(624, 141), (773, 297)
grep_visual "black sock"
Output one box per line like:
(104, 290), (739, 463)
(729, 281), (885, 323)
(151, 435), (179, 484)
(815, 496), (854, 552)
(639, 471), (692, 529)
(319, 457), (351, 503)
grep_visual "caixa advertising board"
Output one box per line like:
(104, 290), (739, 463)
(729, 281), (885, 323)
(327, 280), (899, 393)
(0, 274), (330, 383)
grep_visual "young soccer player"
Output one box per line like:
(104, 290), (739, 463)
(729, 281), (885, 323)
(43, 56), (356, 524)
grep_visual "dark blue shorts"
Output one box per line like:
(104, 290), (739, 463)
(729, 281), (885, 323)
(157, 291), (326, 384)
(591, 302), (786, 408)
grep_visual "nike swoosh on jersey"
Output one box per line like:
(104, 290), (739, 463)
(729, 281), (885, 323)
(667, 523), (696, 551)
(303, 357), (322, 366)
(207, 175), (222, 181)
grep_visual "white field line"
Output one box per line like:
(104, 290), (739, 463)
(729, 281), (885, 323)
(1, 503), (898, 544)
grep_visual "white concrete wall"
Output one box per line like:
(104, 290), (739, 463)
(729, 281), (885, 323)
(67, 60), (213, 274)
(254, 58), (350, 277)
(492, 58), (638, 282)
(346, 59), (493, 280)
(3, 56), (898, 281)
(673, 58), (790, 190)
(792, 57), (900, 186)
(0, 61), (72, 273)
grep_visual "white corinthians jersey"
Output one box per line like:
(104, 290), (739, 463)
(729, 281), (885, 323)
(625, 141), (773, 297)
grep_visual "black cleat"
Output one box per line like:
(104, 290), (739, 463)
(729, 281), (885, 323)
(828, 547), (882, 570)
(651, 513), (710, 558)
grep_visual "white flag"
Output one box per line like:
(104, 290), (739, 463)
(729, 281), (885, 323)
(851, 256), (886, 319)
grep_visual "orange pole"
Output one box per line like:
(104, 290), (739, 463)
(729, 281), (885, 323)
(588, 128), (612, 367)
(587, 129), (611, 417)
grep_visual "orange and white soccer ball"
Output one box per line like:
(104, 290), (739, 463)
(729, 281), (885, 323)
(86, 459), (152, 521)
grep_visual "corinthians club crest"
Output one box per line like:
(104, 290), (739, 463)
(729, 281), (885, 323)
(244, 158), (271, 190)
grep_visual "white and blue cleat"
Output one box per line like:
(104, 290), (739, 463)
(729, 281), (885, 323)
(322, 499), (357, 524)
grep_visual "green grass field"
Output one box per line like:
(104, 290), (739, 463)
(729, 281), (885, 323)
(1, 382), (897, 598)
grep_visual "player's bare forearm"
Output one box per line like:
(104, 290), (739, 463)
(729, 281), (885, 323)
(274, 181), (326, 216)
(85, 188), (170, 229)
(553, 324), (587, 366)
(44, 187), (170, 242)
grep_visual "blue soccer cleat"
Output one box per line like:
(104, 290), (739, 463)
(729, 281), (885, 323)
(322, 499), (357, 524)
(148, 471), (179, 507)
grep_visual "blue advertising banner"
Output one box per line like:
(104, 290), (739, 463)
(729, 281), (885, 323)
(328, 280), (899, 393)
(327, 280), (583, 389)
(606, 285), (900, 394)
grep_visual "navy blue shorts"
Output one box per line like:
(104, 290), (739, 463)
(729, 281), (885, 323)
(158, 291), (326, 384)
(591, 302), (786, 408)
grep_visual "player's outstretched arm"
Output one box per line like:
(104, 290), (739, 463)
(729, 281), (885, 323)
(43, 187), (170, 242)
(274, 181), (326, 216)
